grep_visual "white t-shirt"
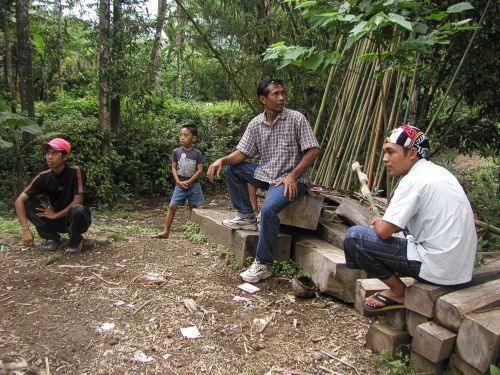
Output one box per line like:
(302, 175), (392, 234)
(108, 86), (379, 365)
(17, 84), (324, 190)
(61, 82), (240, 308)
(383, 159), (477, 285)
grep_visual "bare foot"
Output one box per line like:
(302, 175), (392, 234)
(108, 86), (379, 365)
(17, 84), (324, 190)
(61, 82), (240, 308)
(364, 290), (404, 308)
(151, 232), (169, 239)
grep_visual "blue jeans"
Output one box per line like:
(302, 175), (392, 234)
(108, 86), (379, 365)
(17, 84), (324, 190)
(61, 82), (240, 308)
(343, 225), (422, 281)
(170, 182), (204, 206)
(226, 162), (307, 266)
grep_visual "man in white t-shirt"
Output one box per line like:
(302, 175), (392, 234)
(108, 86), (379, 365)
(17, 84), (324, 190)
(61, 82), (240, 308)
(344, 125), (477, 315)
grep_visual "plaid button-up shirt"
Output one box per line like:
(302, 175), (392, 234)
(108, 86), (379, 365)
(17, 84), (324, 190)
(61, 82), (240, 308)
(236, 108), (319, 184)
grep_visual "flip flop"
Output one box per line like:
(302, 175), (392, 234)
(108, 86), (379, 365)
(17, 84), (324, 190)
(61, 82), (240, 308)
(38, 239), (60, 252)
(362, 292), (404, 315)
(64, 241), (83, 254)
(150, 234), (168, 239)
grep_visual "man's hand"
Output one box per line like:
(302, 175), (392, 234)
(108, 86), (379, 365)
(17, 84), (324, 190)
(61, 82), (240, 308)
(275, 174), (298, 201)
(22, 228), (35, 247)
(207, 159), (223, 182)
(36, 203), (57, 220)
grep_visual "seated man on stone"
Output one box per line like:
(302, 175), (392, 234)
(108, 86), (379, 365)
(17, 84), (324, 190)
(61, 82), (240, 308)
(344, 125), (477, 315)
(207, 78), (320, 283)
(15, 138), (92, 254)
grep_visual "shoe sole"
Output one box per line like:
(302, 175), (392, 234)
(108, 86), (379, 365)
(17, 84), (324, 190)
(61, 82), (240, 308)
(222, 222), (258, 231)
(240, 272), (272, 283)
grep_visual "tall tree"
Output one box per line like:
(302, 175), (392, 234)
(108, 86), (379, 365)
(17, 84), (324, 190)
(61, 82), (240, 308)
(99, 0), (111, 156)
(110, 0), (123, 133)
(1, 0), (16, 112)
(15, 0), (35, 117)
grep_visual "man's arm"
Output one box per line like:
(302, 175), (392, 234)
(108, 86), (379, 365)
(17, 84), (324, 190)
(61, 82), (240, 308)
(207, 150), (247, 182)
(276, 146), (320, 200)
(371, 217), (402, 240)
(14, 192), (34, 246)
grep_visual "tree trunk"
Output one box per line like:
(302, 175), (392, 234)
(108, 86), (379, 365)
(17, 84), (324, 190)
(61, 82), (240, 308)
(1, 0), (16, 113)
(110, 0), (122, 133)
(99, 0), (111, 156)
(150, 0), (167, 88)
(15, 0), (35, 117)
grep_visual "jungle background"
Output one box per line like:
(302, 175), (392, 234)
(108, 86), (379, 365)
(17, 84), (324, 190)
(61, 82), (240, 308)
(0, 0), (499, 241)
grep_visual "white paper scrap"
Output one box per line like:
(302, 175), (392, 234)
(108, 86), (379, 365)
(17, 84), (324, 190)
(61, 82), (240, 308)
(180, 326), (201, 339)
(133, 350), (153, 363)
(238, 283), (260, 294)
(97, 322), (115, 333)
(114, 301), (125, 307)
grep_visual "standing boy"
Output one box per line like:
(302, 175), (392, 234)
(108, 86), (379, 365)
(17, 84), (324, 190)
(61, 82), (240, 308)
(15, 138), (92, 254)
(152, 125), (205, 239)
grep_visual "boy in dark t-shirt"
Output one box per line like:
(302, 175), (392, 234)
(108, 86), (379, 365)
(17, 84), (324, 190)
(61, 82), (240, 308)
(14, 138), (92, 253)
(151, 125), (204, 239)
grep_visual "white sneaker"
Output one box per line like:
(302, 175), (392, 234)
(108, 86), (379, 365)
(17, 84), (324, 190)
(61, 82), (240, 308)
(240, 261), (272, 283)
(222, 216), (258, 231)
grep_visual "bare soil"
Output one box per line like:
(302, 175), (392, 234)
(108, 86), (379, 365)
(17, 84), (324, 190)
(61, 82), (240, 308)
(0, 194), (385, 375)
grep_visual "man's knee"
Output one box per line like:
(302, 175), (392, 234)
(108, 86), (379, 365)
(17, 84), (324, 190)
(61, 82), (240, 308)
(69, 204), (85, 216)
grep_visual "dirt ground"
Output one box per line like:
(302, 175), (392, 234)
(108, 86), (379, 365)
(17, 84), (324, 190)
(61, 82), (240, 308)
(1, 194), (388, 375)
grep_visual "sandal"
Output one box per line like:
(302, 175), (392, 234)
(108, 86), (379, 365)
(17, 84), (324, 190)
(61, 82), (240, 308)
(38, 239), (60, 252)
(362, 292), (405, 316)
(64, 241), (83, 254)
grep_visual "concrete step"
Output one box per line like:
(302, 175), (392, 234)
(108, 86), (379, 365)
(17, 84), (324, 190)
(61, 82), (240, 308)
(191, 209), (291, 266)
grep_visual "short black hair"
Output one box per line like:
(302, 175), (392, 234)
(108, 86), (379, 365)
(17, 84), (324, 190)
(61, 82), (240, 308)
(257, 77), (285, 98)
(181, 124), (198, 137)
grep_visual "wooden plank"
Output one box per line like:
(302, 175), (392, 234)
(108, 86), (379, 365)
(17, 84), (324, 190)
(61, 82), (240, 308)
(409, 351), (445, 375)
(335, 197), (375, 226)
(412, 322), (456, 363)
(279, 194), (324, 230)
(316, 218), (347, 250)
(455, 308), (500, 373)
(434, 279), (500, 332)
(406, 310), (431, 337)
(293, 234), (366, 303)
(405, 258), (500, 318)
(365, 322), (411, 358)
(354, 278), (414, 316)
(446, 353), (488, 375)
(384, 310), (406, 331)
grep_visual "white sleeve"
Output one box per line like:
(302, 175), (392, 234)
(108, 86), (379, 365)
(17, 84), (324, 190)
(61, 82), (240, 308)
(382, 176), (420, 230)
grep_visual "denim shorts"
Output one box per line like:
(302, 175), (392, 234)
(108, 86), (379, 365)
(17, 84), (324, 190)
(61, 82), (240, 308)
(170, 182), (204, 206)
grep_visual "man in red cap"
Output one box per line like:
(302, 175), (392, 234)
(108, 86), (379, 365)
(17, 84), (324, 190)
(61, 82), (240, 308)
(14, 138), (92, 253)
(343, 125), (476, 315)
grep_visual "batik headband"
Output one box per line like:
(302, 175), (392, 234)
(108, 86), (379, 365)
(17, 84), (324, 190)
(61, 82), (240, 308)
(385, 125), (430, 159)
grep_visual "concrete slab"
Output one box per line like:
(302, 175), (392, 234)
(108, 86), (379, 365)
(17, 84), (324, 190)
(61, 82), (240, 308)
(366, 322), (412, 358)
(292, 233), (366, 303)
(191, 209), (291, 265)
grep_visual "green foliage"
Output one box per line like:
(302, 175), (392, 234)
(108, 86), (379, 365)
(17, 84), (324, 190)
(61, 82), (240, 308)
(110, 232), (126, 241)
(0, 218), (23, 235)
(491, 364), (500, 375)
(272, 259), (303, 278)
(181, 221), (207, 244)
(214, 244), (239, 271)
(264, 0), (474, 72)
(45, 253), (61, 266)
(372, 350), (415, 374)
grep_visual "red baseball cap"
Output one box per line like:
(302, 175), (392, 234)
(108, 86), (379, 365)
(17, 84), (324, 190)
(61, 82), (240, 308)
(41, 138), (71, 155)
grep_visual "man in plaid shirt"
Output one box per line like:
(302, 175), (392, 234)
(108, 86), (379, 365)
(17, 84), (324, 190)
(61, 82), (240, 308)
(207, 78), (320, 283)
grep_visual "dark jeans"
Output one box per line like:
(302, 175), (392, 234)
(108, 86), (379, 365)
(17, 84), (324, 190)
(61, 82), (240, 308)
(25, 197), (92, 246)
(343, 225), (422, 281)
(226, 162), (307, 266)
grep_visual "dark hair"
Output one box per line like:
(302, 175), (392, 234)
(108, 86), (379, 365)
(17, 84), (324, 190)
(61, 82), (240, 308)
(257, 77), (285, 98)
(181, 124), (198, 137)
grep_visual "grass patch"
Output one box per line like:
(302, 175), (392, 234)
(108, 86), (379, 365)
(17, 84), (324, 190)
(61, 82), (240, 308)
(0, 218), (22, 234)
(181, 221), (207, 243)
(214, 244), (239, 271)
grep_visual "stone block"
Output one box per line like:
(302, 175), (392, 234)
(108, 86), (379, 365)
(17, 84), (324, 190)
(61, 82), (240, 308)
(409, 351), (446, 374)
(412, 322), (456, 363)
(365, 322), (411, 358)
(292, 233), (366, 303)
(191, 209), (291, 265)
